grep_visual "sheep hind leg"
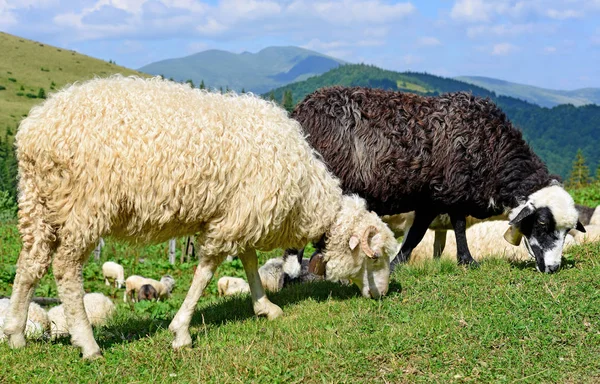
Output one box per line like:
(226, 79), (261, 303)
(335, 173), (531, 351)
(450, 214), (478, 267)
(433, 230), (447, 258)
(391, 210), (439, 271)
(240, 248), (283, 320)
(53, 243), (102, 360)
(169, 252), (225, 350)
(4, 239), (55, 348)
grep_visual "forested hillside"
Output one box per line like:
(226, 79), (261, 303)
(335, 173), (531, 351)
(268, 64), (600, 178)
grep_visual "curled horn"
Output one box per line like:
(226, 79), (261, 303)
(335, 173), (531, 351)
(361, 225), (380, 259)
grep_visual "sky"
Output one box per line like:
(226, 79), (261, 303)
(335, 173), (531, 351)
(1, 0), (599, 90)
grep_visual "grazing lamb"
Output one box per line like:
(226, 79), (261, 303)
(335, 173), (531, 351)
(137, 284), (158, 301)
(124, 275), (175, 303)
(0, 299), (48, 340)
(102, 261), (125, 289)
(4, 76), (399, 359)
(217, 277), (251, 296)
(292, 87), (585, 273)
(49, 293), (115, 339)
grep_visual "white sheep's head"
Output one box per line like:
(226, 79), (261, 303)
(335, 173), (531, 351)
(505, 184), (585, 273)
(323, 196), (401, 298)
(160, 275), (176, 292)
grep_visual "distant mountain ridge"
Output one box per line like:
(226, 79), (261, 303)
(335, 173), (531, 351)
(138, 46), (345, 94)
(455, 76), (600, 108)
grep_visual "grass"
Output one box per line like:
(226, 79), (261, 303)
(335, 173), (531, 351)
(1, 223), (599, 382)
(0, 32), (145, 138)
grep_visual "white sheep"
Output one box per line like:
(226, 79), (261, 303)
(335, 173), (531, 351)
(217, 277), (250, 296)
(123, 275), (175, 303)
(48, 292), (116, 339)
(589, 209), (600, 226)
(572, 224), (600, 244)
(102, 261), (125, 289)
(3, 76), (399, 359)
(0, 299), (49, 340)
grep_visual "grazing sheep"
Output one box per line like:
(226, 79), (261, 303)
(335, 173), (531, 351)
(49, 293), (115, 339)
(217, 277), (251, 296)
(0, 299), (48, 340)
(258, 249), (305, 292)
(102, 261), (125, 289)
(572, 224), (600, 244)
(137, 284), (158, 301)
(589, 208), (600, 226)
(293, 87), (585, 273)
(124, 275), (175, 303)
(4, 76), (399, 359)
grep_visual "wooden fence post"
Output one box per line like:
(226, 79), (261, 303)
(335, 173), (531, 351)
(169, 238), (176, 264)
(93, 237), (105, 262)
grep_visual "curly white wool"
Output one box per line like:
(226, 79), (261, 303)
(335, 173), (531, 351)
(0, 299), (48, 340)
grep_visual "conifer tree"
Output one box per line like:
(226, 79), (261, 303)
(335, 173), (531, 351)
(199, 80), (205, 90)
(567, 149), (591, 188)
(282, 90), (294, 113)
(268, 90), (275, 101)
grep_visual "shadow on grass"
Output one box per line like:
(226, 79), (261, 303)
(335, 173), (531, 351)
(508, 256), (578, 271)
(92, 278), (401, 349)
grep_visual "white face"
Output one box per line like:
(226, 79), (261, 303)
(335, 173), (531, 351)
(331, 231), (400, 299)
(509, 185), (583, 273)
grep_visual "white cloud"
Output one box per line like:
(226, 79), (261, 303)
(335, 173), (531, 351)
(417, 36), (441, 46)
(544, 46), (557, 54)
(466, 23), (536, 38)
(491, 42), (517, 55)
(546, 8), (583, 19)
(450, 0), (496, 22)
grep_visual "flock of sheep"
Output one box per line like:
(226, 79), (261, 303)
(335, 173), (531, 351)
(0, 75), (593, 360)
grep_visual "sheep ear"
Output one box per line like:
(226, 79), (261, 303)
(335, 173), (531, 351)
(576, 221), (586, 233)
(509, 204), (535, 225)
(503, 225), (523, 246)
(349, 235), (360, 250)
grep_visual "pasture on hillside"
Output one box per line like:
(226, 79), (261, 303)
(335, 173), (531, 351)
(0, 223), (599, 383)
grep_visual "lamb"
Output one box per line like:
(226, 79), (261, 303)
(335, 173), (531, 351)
(137, 284), (159, 301)
(292, 87), (585, 273)
(217, 277), (250, 296)
(124, 275), (175, 303)
(102, 261), (125, 289)
(3, 76), (399, 359)
(48, 292), (115, 339)
(0, 299), (48, 340)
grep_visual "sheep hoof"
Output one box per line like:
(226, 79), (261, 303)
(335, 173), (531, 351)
(254, 301), (283, 320)
(83, 350), (104, 361)
(8, 333), (26, 349)
(459, 258), (479, 268)
(172, 333), (193, 350)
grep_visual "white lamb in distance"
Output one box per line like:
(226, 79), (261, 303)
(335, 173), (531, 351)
(102, 261), (125, 289)
(4, 76), (399, 359)
(217, 277), (250, 296)
(124, 275), (175, 303)
(48, 293), (116, 339)
(0, 299), (48, 340)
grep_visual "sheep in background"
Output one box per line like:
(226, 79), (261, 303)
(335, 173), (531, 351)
(102, 261), (125, 289)
(0, 299), (48, 340)
(124, 275), (175, 303)
(572, 224), (600, 244)
(48, 293), (115, 339)
(4, 76), (399, 359)
(137, 284), (158, 301)
(217, 277), (250, 296)
(293, 87), (585, 273)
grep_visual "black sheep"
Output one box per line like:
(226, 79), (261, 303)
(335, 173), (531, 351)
(292, 87), (585, 273)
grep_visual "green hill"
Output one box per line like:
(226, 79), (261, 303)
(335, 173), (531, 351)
(268, 64), (600, 179)
(0, 31), (144, 138)
(138, 46), (345, 94)
(456, 76), (600, 108)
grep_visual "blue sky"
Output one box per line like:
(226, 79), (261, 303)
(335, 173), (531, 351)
(1, 0), (599, 90)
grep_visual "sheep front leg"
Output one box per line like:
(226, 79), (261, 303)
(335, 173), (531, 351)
(169, 253), (224, 350)
(239, 248), (283, 320)
(450, 214), (478, 266)
(53, 244), (102, 360)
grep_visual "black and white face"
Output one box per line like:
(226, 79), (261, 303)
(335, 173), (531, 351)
(508, 186), (585, 273)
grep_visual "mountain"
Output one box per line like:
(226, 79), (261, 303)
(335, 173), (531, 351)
(455, 76), (600, 108)
(267, 64), (600, 179)
(0, 32), (144, 138)
(138, 46), (345, 94)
